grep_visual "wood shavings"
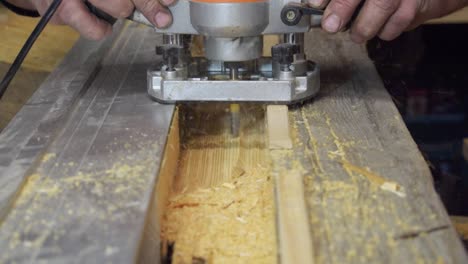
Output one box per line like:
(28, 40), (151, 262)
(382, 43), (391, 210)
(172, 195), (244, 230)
(222, 183), (236, 189)
(41, 153), (56, 163)
(161, 104), (276, 264)
(162, 170), (276, 264)
(380, 182), (406, 198)
(341, 161), (406, 197)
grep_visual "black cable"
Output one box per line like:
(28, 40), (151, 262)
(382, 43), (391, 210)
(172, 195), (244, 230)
(0, 0), (40, 17)
(0, 0), (63, 100)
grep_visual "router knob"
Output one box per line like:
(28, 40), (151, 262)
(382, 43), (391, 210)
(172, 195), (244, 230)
(272, 43), (299, 67)
(156, 45), (183, 70)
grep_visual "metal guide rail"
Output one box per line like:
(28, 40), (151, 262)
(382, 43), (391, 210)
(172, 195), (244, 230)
(0, 23), (173, 263)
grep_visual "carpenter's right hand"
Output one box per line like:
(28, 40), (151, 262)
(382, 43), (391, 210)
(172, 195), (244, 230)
(25, 0), (176, 40)
(308, 0), (468, 43)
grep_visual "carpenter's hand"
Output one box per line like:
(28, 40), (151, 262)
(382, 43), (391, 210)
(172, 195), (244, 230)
(308, 0), (468, 43)
(27, 0), (175, 40)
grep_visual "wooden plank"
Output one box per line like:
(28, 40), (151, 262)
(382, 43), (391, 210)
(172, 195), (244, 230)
(270, 29), (467, 263)
(273, 165), (314, 264)
(0, 7), (79, 72)
(1, 18), (465, 264)
(0, 62), (49, 130)
(263, 35), (280, 57)
(0, 8), (78, 130)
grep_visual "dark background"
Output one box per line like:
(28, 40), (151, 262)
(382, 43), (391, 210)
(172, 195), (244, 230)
(368, 24), (468, 216)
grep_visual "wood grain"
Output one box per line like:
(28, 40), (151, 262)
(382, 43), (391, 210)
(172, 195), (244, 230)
(272, 29), (468, 263)
(0, 8), (79, 72)
(160, 104), (277, 264)
(267, 105), (293, 149)
(273, 167), (314, 264)
(0, 8), (79, 130)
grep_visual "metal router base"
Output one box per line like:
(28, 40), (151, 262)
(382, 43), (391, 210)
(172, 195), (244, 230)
(147, 59), (320, 104)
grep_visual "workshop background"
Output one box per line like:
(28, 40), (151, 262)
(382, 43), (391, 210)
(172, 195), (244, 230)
(0, 4), (467, 246)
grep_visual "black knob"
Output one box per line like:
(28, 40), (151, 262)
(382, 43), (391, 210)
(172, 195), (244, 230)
(281, 6), (303, 26)
(271, 43), (299, 65)
(156, 45), (183, 69)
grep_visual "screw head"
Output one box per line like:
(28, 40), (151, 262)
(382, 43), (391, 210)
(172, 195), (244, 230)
(281, 7), (302, 26)
(286, 10), (296, 21)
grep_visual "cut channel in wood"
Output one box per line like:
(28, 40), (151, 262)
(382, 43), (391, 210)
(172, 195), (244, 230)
(152, 103), (277, 264)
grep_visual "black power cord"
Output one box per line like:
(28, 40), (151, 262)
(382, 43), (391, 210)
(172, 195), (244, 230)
(0, 0), (40, 17)
(0, 0), (63, 100)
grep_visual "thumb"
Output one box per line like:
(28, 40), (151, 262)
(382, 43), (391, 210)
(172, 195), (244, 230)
(132, 0), (172, 28)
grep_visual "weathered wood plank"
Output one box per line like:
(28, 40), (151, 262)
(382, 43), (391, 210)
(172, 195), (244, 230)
(1, 21), (465, 264)
(272, 29), (467, 263)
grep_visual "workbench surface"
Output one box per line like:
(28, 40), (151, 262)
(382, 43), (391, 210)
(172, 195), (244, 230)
(0, 22), (466, 263)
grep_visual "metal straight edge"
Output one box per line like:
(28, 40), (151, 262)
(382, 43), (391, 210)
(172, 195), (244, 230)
(0, 22), (176, 263)
(0, 22), (127, 220)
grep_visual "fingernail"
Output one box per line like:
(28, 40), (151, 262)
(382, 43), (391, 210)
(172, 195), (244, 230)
(309, 0), (323, 7)
(323, 14), (341, 33)
(154, 11), (171, 28)
(161, 0), (175, 5)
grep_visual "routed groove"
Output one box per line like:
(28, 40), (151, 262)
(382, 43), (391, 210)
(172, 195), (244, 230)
(156, 104), (277, 264)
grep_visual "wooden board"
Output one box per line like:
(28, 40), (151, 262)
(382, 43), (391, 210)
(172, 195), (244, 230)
(0, 62), (49, 130)
(270, 29), (467, 263)
(0, 7), (79, 72)
(0, 20), (466, 263)
(0, 8), (79, 131)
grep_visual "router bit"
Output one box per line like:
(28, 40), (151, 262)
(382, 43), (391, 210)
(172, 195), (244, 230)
(230, 104), (240, 137)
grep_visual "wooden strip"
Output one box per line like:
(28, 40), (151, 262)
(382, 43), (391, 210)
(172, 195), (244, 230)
(267, 105), (293, 149)
(263, 35), (280, 57)
(274, 167), (314, 264)
(279, 29), (468, 263)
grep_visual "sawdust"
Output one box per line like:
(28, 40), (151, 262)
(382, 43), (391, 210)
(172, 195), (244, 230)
(1, 138), (164, 260)
(451, 217), (468, 240)
(160, 104), (277, 264)
(41, 153), (56, 163)
(162, 166), (276, 263)
(341, 161), (406, 197)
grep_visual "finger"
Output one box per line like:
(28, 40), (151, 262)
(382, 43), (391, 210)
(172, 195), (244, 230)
(88, 0), (134, 18)
(159, 0), (177, 6)
(133, 0), (172, 28)
(410, 0), (468, 30)
(308, 0), (331, 9)
(59, 0), (112, 40)
(378, 0), (418, 41)
(34, 0), (64, 24)
(350, 0), (400, 43)
(321, 0), (362, 33)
